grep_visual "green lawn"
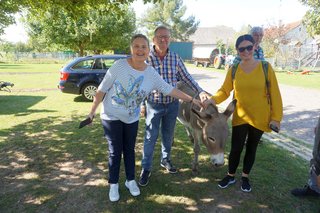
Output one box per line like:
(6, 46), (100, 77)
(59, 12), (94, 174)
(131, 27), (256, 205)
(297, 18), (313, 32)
(0, 64), (319, 212)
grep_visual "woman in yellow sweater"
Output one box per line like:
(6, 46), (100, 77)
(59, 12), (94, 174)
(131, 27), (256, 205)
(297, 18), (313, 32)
(204, 34), (283, 192)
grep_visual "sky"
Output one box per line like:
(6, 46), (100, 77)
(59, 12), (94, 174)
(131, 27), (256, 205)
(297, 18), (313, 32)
(1, 0), (309, 43)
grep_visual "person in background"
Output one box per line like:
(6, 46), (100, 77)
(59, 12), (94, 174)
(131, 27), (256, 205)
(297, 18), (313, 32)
(87, 34), (203, 202)
(203, 34), (283, 193)
(139, 25), (210, 187)
(291, 117), (320, 197)
(232, 26), (265, 64)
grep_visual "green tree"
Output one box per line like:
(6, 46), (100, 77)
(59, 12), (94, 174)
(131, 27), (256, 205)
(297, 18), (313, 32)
(0, 41), (16, 53)
(0, 0), (159, 36)
(24, 5), (136, 56)
(139, 0), (199, 41)
(299, 0), (320, 35)
(0, 0), (21, 34)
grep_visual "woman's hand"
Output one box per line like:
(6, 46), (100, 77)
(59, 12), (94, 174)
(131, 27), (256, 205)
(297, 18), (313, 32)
(88, 112), (95, 122)
(202, 98), (216, 109)
(269, 120), (280, 132)
(140, 105), (146, 117)
(199, 91), (211, 102)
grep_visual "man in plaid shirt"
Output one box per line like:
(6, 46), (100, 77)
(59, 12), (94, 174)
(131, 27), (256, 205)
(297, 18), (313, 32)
(139, 25), (210, 186)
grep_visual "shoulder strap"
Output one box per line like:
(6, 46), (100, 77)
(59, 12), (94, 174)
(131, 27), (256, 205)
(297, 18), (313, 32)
(261, 61), (271, 104)
(262, 60), (269, 87)
(231, 63), (239, 81)
(231, 63), (239, 99)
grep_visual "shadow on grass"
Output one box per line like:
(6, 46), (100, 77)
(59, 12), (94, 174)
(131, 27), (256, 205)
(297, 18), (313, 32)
(0, 116), (319, 212)
(73, 96), (92, 103)
(0, 64), (26, 69)
(0, 95), (55, 115)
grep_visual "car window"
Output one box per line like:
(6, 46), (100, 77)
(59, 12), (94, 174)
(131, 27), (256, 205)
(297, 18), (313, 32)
(104, 59), (118, 68)
(93, 58), (105, 69)
(72, 59), (95, 70)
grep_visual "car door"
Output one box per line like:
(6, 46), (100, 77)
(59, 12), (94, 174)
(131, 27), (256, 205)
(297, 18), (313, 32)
(93, 58), (108, 84)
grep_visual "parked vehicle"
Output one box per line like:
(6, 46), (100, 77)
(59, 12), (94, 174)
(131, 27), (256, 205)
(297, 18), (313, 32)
(58, 54), (129, 101)
(193, 48), (219, 67)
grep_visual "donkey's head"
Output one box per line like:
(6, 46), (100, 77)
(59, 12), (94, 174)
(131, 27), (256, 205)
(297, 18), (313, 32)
(191, 99), (237, 167)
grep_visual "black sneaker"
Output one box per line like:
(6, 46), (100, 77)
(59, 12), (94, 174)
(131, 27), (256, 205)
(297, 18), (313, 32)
(291, 185), (320, 197)
(241, 177), (251, 192)
(218, 175), (236, 188)
(138, 170), (151, 187)
(160, 159), (177, 174)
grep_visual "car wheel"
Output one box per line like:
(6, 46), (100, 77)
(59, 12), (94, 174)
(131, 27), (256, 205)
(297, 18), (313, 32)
(81, 83), (98, 101)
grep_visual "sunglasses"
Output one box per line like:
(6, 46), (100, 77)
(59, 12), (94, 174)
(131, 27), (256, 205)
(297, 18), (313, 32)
(238, 45), (254, 52)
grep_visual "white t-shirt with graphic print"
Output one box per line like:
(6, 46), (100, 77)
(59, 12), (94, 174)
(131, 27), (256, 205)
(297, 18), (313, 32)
(98, 59), (173, 124)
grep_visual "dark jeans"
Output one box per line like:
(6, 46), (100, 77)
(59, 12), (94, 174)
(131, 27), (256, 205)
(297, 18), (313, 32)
(228, 124), (264, 175)
(102, 119), (139, 184)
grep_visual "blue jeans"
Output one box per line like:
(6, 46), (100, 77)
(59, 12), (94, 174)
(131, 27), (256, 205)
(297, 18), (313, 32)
(102, 119), (139, 184)
(141, 100), (179, 171)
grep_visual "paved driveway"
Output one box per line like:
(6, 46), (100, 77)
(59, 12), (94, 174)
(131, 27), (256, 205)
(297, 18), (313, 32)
(187, 67), (320, 160)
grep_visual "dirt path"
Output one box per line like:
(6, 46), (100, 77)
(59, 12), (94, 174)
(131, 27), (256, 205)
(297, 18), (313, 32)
(188, 67), (320, 161)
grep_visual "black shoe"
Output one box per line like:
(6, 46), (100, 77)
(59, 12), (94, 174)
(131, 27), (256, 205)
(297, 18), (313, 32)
(241, 177), (251, 192)
(160, 158), (177, 174)
(291, 185), (320, 197)
(218, 175), (236, 189)
(138, 170), (151, 187)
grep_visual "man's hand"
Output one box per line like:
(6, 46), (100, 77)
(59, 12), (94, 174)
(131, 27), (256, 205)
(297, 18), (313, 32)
(199, 91), (211, 102)
(192, 98), (204, 109)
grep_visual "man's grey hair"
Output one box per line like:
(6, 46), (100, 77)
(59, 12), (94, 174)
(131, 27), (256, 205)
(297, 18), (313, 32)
(154, 25), (171, 36)
(250, 26), (263, 35)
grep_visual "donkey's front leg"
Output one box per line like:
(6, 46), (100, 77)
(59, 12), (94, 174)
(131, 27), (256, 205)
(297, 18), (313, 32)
(185, 127), (194, 144)
(192, 136), (200, 173)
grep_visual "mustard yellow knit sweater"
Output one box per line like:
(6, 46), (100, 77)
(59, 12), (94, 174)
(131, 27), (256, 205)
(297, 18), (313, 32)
(212, 61), (283, 132)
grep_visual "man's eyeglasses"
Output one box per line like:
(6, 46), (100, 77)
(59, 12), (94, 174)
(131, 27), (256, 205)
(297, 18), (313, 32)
(156, 35), (170, 40)
(238, 45), (254, 53)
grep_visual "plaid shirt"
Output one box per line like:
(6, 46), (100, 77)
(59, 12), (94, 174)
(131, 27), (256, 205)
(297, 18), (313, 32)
(232, 46), (265, 65)
(146, 46), (203, 104)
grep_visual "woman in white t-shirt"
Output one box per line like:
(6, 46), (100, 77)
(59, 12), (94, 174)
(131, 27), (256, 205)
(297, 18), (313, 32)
(87, 34), (202, 202)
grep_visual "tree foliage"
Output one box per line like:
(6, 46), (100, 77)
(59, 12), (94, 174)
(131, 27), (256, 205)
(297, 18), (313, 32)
(25, 5), (136, 55)
(0, 0), (21, 34)
(139, 0), (199, 41)
(0, 0), (159, 36)
(263, 22), (290, 58)
(299, 0), (320, 35)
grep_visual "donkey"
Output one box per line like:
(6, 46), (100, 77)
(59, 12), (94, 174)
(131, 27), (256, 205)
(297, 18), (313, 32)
(177, 81), (236, 172)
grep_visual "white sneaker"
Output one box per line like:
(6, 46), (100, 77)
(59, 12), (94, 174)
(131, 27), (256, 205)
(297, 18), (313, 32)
(109, 183), (120, 202)
(125, 180), (140, 196)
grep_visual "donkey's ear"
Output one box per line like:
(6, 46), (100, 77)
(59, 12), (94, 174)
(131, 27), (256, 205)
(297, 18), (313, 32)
(191, 108), (206, 128)
(192, 108), (212, 120)
(223, 99), (237, 119)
